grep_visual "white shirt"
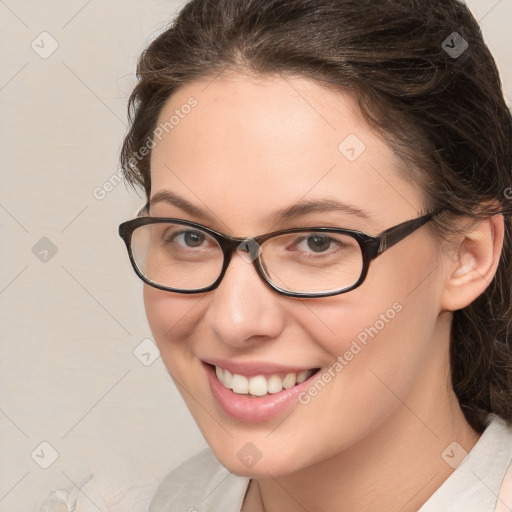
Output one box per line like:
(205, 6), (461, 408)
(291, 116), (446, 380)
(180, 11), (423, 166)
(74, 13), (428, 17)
(149, 414), (512, 512)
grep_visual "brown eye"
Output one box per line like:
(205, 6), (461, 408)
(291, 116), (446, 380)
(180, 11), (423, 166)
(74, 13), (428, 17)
(180, 230), (206, 247)
(163, 229), (207, 248)
(305, 235), (332, 253)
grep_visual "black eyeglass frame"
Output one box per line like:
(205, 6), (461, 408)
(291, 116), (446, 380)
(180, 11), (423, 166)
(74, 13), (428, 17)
(118, 208), (444, 298)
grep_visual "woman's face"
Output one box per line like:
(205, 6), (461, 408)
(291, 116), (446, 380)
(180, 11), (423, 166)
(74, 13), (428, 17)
(145, 72), (450, 477)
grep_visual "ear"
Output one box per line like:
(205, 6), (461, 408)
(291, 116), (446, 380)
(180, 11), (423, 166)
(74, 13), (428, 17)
(441, 214), (504, 312)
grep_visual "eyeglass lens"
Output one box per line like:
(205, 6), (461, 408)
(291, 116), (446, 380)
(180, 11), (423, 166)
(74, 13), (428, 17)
(130, 222), (364, 294)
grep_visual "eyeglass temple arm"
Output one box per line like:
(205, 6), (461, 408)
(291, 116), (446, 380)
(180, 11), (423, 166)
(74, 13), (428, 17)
(377, 210), (441, 254)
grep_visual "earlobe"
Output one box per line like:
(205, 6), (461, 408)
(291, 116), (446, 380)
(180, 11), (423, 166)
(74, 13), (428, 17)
(441, 214), (504, 311)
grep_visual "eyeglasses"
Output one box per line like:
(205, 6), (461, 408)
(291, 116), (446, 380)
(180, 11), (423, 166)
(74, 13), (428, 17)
(118, 208), (443, 298)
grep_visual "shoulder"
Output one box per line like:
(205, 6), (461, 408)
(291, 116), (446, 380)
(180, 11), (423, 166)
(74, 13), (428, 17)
(419, 414), (512, 512)
(494, 416), (512, 511)
(495, 459), (512, 512)
(149, 448), (250, 512)
(39, 458), (159, 512)
(153, 447), (221, 495)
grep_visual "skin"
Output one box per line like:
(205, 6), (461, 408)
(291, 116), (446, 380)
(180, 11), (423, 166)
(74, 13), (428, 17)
(144, 71), (504, 512)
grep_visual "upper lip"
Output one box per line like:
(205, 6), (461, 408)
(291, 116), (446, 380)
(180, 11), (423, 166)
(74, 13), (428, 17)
(202, 357), (317, 377)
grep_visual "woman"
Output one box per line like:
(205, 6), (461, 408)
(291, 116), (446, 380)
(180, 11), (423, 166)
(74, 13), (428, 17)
(117, 0), (512, 510)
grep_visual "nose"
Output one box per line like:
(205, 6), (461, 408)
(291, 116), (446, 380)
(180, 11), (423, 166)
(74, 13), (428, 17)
(206, 250), (286, 348)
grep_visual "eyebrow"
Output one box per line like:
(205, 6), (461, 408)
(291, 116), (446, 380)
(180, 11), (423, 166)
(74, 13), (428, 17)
(148, 190), (372, 224)
(149, 190), (208, 218)
(273, 198), (372, 223)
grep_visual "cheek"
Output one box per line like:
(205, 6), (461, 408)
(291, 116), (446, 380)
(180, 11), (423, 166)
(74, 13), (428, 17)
(306, 287), (438, 366)
(257, 294), (441, 475)
(295, 296), (433, 412)
(143, 285), (204, 367)
(296, 247), (442, 412)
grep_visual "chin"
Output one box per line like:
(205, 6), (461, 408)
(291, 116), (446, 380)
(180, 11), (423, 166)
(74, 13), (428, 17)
(213, 449), (294, 478)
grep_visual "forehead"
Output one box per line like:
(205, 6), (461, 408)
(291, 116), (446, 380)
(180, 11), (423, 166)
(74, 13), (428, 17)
(149, 72), (424, 233)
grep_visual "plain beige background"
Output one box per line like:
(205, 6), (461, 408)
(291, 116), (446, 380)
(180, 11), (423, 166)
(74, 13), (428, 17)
(0, 1), (510, 510)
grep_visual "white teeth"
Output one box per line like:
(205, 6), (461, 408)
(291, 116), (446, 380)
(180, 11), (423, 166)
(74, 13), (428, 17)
(282, 373), (296, 389)
(223, 369), (233, 388)
(231, 373), (249, 394)
(248, 375), (267, 397)
(296, 370), (309, 384)
(214, 365), (314, 396)
(267, 375), (283, 394)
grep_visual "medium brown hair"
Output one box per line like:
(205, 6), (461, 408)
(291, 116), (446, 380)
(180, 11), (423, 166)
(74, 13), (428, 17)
(120, 0), (512, 432)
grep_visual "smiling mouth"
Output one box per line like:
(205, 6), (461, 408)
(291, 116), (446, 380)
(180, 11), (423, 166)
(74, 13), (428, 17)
(208, 364), (321, 397)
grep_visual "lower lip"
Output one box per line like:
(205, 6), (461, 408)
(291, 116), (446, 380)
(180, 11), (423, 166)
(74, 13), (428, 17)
(203, 363), (318, 423)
